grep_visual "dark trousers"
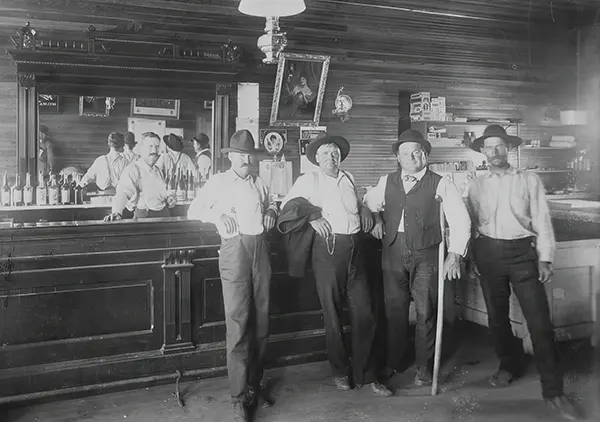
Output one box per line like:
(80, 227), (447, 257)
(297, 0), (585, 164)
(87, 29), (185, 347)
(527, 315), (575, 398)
(219, 234), (271, 401)
(382, 232), (439, 371)
(312, 233), (377, 385)
(473, 235), (563, 399)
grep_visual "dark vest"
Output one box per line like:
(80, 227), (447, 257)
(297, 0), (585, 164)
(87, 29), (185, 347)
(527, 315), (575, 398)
(199, 150), (212, 159)
(383, 169), (442, 250)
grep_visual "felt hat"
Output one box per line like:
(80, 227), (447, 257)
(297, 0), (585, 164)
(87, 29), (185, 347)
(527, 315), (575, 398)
(163, 133), (184, 152)
(191, 132), (210, 147)
(39, 124), (49, 134)
(221, 129), (257, 154)
(306, 133), (350, 166)
(108, 132), (125, 149)
(470, 125), (522, 152)
(393, 129), (432, 155)
(124, 131), (136, 146)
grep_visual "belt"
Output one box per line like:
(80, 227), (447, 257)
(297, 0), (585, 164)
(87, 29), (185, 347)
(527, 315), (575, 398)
(478, 235), (534, 243)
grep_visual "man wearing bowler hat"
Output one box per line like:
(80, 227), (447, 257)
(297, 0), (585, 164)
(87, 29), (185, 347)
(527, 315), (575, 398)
(463, 125), (580, 420)
(123, 131), (140, 165)
(363, 129), (471, 386)
(190, 132), (212, 183)
(156, 133), (197, 179)
(79, 132), (127, 193)
(188, 130), (278, 422)
(280, 133), (393, 397)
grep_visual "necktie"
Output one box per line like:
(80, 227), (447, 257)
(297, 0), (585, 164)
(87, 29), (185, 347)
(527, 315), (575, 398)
(404, 174), (417, 182)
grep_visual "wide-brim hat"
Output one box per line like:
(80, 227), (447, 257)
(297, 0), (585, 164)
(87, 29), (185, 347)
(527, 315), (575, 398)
(470, 125), (522, 152)
(108, 132), (125, 149)
(306, 133), (350, 166)
(221, 129), (257, 154)
(393, 129), (432, 155)
(163, 133), (184, 152)
(124, 131), (136, 146)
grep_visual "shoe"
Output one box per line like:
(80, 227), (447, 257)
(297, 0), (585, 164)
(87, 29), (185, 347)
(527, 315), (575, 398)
(414, 367), (433, 386)
(247, 386), (274, 409)
(369, 382), (393, 397)
(488, 369), (519, 388)
(545, 395), (581, 421)
(232, 401), (249, 422)
(334, 376), (351, 390)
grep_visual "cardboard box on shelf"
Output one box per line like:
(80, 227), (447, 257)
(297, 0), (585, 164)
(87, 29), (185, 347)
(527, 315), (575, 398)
(431, 98), (440, 121)
(410, 92), (431, 121)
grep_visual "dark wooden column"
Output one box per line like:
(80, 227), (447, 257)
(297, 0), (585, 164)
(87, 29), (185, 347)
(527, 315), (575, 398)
(161, 249), (196, 355)
(16, 73), (38, 182)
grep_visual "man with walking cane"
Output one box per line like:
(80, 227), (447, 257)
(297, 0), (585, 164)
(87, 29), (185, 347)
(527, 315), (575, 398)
(363, 129), (471, 387)
(463, 125), (580, 420)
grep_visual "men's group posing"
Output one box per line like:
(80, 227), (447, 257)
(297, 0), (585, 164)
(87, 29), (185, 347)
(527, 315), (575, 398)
(187, 127), (581, 422)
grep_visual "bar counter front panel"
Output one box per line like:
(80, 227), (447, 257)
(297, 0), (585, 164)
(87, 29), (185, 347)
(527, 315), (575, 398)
(1, 210), (599, 403)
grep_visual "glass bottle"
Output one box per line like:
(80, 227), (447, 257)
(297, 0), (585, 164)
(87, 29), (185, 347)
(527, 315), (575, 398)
(74, 174), (83, 205)
(1, 171), (11, 207)
(36, 171), (47, 206)
(60, 175), (71, 205)
(167, 168), (176, 198)
(186, 171), (195, 200)
(176, 168), (186, 203)
(48, 174), (60, 205)
(11, 174), (23, 207)
(23, 172), (34, 206)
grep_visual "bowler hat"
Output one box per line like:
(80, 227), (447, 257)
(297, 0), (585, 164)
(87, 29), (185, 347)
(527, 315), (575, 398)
(163, 133), (184, 152)
(393, 130), (432, 155)
(305, 133), (350, 166)
(39, 124), (49, 134)
(191, 132), (210, 147)
(124, 131), (136, 146)
(108, 132), (125, 149)
(470, 125), (522, 152)
(221, 129), (257, 154)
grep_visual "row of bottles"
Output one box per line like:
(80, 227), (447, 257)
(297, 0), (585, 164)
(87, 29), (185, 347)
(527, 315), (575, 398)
(566, 150), (592, 172)
(0, 171), (83, 207)
(166, 169), (200, 204)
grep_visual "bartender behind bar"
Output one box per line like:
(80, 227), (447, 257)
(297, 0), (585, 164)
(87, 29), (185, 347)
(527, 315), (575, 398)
(104, 132), (176, 221)
(156, 133), (198, 178)
(79, 132), (127, 194)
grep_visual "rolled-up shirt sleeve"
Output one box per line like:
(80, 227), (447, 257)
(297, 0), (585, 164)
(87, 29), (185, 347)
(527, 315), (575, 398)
(362, 175), (388, 213)
(437, 177), (471, 257)
(528, 173), (556, 262)
(281, 173), (314, 209)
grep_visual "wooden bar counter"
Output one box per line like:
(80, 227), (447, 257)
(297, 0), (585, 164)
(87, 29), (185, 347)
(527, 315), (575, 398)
(0, 217), (326, 404)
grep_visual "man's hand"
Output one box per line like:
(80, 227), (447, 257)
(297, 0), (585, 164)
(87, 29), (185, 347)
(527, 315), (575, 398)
(263, 209), (277, 231)
(538, 261), (553, 283)
(166, 195), (177, 208)
(309, 217), (332, 238)
(359, 206), (374, 233)
(443, 252), (462, 281)
(220, 214), (238, 235)
(104, 212), (122, 222)
(369, 213), (385, 240)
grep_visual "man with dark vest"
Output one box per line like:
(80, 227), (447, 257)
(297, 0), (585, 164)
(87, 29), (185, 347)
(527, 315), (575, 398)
(363, 129), (471, 385)
(190, 132), (212, 184)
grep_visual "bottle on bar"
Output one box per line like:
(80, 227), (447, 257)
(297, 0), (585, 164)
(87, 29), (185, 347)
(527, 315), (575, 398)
(60, 174), (71, 205)
(1, 171), (11, 207)
(176, 168), (186, 203)
(74, 174), (83, 205)
(186, 170), (195, 200)
(69, 173), (76, 205)
(36, 171), (48, 206)
(23, 172), (34, 206)
(48, 174), (60, 205)
(167, 168), (176, 199)
(11, 173), (23, 207)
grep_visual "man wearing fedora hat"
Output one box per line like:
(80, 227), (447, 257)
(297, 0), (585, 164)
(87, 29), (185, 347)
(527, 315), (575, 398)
(463, 125), (580, 420)
(190, 132), (212, 183)
(280, 133), (393, 397)
(188, 129), (278, 422)
(79, 132), (127, 193)
(123, 131), (140, 165)
(363, 129), (471, 386)
(156, 133), (198, 180)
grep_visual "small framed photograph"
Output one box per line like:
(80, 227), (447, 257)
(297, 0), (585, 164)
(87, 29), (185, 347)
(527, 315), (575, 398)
(79, 96), (114, 117)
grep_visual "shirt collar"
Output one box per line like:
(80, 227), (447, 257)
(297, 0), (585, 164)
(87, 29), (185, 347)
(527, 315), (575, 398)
(196, 148), (210, 157)
(485, 165), (518, 178)
(401, 167), (427, 181)
(227, 168), (253, 182)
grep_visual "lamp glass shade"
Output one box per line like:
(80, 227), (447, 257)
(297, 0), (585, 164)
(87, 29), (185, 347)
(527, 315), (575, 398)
(238, 0), (306, 17)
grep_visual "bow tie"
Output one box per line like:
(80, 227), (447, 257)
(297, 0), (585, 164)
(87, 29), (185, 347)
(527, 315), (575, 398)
(404, 174), (417, 182)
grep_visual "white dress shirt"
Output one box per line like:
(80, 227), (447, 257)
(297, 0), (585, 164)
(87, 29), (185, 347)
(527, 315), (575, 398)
(112, 159), (169, 214)
(463, 166), (555, 262)
(123, 149), (140, 165)
(80, 150), (127, 190)
(156, 150), (198, 177)
(281, 170), (361, 235)
(363, 167), (471, 256)
(187, 170), (276, 239)
(196, 149), (212, 181)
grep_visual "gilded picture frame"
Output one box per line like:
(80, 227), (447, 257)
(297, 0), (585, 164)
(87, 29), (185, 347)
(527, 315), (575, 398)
(270, 53), (331, 127)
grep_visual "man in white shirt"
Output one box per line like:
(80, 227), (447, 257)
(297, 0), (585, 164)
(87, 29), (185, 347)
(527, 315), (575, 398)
(190, 133), (212, 184)
(187, 130), (277, 422)
(104, 132), (175, 221)
(123, 132), (140, 164)
(79, 132), (127, 193)
(363, 129), (471, 386)
(281, 133), (393, 398)
(156, 133), (198, 181)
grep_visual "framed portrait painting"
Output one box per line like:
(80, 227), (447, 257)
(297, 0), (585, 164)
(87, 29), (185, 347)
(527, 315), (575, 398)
(270, 53), (331, 127)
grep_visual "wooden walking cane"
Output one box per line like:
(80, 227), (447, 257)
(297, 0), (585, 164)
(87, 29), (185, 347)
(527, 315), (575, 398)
(432, 197), (446, 396)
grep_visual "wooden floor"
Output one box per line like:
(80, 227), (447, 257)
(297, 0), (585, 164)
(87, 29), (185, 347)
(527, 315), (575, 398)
(3, 334), (599, 422)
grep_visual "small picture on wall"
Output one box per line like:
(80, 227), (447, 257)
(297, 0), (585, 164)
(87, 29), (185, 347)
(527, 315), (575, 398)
(131, 98), (180, 119)
(79, 96), (114, 117)
(270, 53), (331, 127)
(38, 94), (60, 114)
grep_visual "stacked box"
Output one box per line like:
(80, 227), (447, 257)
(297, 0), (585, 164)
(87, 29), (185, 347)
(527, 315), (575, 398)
(410, 92), (430, 121)
(431, 98), (440, 121)
(438, 96), (446, 120)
